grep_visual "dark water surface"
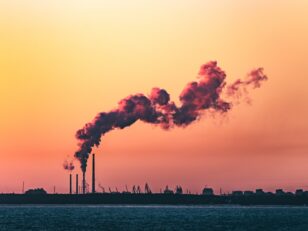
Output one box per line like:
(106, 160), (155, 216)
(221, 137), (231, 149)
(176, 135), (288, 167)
(0, 205), (307, 231)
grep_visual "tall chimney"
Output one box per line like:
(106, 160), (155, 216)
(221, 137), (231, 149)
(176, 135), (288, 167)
(92, 153), (95, 193)
(82, 171), (86, 194)
(69, 174), (72, 194)
(76, 174), (79, 194)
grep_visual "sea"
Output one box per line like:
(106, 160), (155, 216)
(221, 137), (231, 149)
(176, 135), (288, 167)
(0, 205), (308, 231)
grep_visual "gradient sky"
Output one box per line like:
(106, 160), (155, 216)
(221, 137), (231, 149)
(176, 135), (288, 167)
(0, 0), (308, 194)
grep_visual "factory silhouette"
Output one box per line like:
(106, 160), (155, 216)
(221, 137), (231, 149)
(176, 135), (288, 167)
(2, 153), (308, 206)
(64, 153), (308, 197)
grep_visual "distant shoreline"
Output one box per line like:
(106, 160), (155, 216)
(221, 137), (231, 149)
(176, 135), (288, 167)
(1, 193), (308, 205)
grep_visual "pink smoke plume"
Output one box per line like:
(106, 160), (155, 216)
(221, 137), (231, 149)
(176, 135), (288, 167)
(74, 61), (267, 172)
(63, 160), (75, 171)
(226, 67), (267, 100)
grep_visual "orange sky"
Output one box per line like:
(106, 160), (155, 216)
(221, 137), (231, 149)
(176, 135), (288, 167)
(0, 0), (308, 194)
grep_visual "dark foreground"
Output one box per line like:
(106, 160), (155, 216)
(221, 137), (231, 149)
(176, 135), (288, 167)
(1, 205), (308, 231)
(1, 193), (308, 205)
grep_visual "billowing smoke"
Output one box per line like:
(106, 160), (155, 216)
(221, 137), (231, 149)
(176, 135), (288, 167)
(63, 160), (75, 171)
(74, 61), (267, 172)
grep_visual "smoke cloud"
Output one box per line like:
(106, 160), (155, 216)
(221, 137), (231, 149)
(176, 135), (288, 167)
(74, 61), (267, 172)
(226, 67), (267, 100)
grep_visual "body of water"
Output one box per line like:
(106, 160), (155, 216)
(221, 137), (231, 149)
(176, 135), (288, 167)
(0, 205), (307, 230)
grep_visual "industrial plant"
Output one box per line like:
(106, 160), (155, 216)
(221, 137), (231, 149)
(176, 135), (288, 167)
(1, 153), (308, 206)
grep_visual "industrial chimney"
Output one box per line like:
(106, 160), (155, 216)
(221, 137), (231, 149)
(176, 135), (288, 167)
(76, 174), (79, 194)
(92, 153), (95, 193)
(82, 171), (86, 194)
(69, 174), (72, 194)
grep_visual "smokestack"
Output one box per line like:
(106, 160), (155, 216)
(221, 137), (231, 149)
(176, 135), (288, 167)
(82, 171), (86, 194)
(69, 174), (72, 194)
(92, 153), (95, 193)
(76, 174), (79, 194)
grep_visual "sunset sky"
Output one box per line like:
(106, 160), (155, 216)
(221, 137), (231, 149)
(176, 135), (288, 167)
(0, 0), (308, 194)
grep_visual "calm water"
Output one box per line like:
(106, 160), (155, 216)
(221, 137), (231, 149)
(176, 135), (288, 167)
(0, 205), (308, 231)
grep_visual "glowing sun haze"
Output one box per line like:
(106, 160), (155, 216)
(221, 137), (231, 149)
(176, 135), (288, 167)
(0, 0), (307, 193)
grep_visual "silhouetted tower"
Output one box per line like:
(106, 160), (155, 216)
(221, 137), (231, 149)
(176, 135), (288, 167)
(92, 153), (95, 193)
(76, 174), (79, 194)
(69, 173), (72, 194)
(82, 171), (86, 194)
